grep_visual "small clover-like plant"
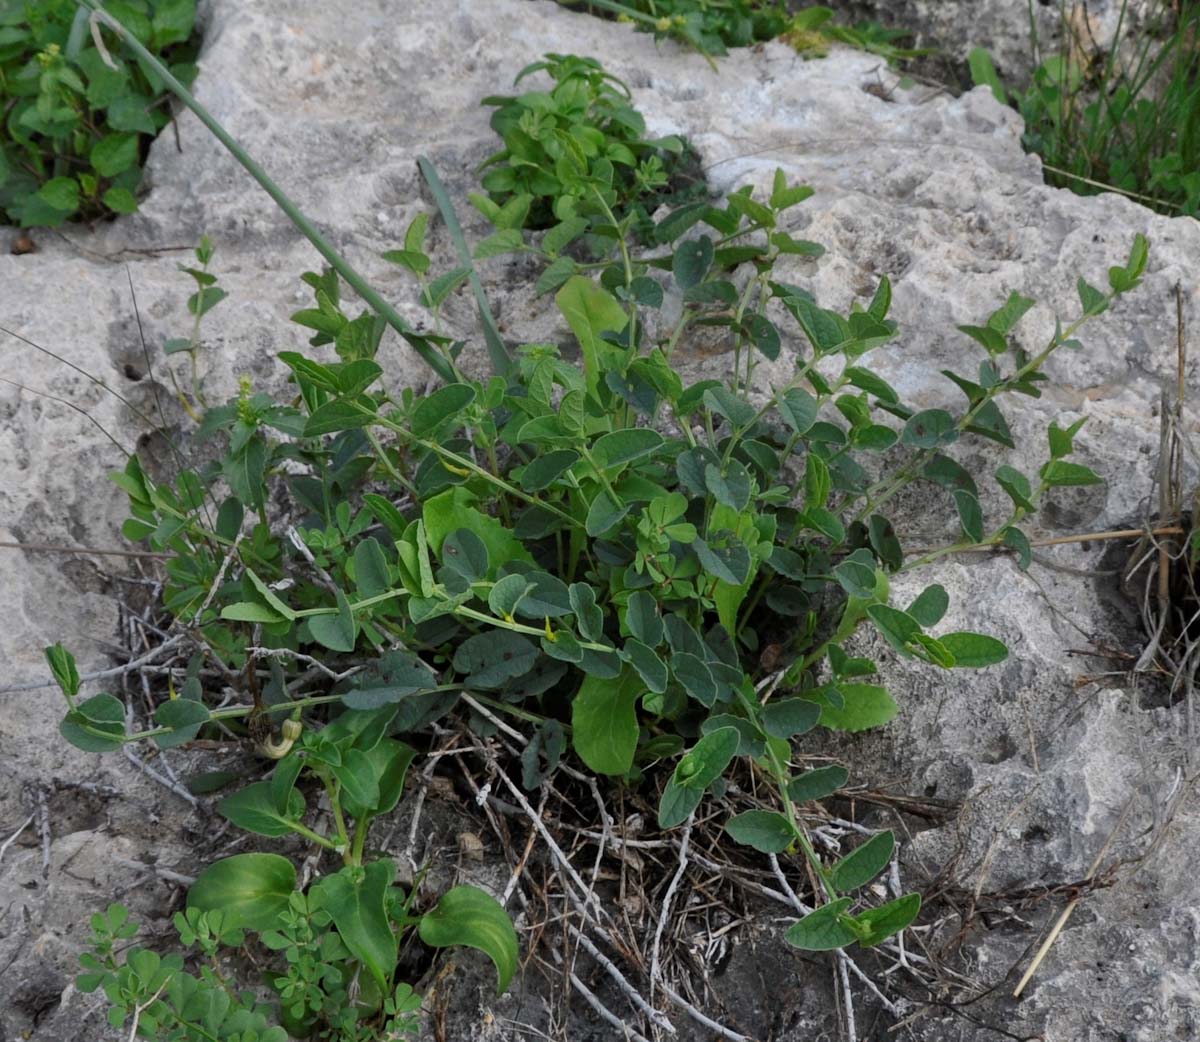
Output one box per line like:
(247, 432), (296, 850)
(0, 0), (199, 226)
(52, 638), (518, 1039)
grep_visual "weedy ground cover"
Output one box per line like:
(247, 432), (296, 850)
(0, 0), (198, 226)
(970, 0), (1200, 217)
(556, 1), (926, 66)
(15, 2), (1152, 1039)
(475, 53), (705, 242)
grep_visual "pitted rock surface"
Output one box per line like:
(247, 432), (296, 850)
(2, 3), (1197, 1039)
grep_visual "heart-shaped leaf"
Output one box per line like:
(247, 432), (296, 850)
(218, 782), (305, 838)
(312, 860), (398, 990)
(725, 810), (797, 853)
(419, 885), (519, 995)
(187, 853), (296, 933)
(59, 693), (126, 753)
(153, 698), (210, 749)
(572, 670), (642, 775)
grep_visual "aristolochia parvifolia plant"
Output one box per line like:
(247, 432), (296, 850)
(43, 4), (1149, 1036)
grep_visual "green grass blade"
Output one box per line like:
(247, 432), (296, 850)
(416, 156), (511, 376)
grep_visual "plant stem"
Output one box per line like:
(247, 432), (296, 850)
(854, 304), (1100, 524)
(122, 686), (463, 743)
(752, 699), (838, 903)
(350, 816), (369, 866)
(319, 773), (352, 859)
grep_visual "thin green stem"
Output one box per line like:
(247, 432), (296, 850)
(579, 445), (621, 504)
(350, 816), (369, 866)
(854, 305), (1099, 525)
(289, 819), (340, 853)
(453, 603), (613, 652)
(364, 428), (418, 496)
(123, 685), (463, 743)
(365, 406), (583, 528)
(320, 773), (352, 858)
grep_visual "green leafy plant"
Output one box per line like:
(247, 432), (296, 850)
(970, 0), (1200, 217)
(0, 0), (199, 226)
(79, 901), (425, 1042)
(43, 3), (1150, 1027)
(160, 234), (225, 420)
(52, 640), (517, 1039)
(556, 2), (926, 67)
(781, 7), (929, 65)
(53, 174), (1149, 962)
(473, 53), (701, 243)
(559, 0), (792, 57)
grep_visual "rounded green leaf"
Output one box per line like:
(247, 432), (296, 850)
(489, 574), (533, 618)
(831, 831), (895, 892)
(672, 235), (714, 290)
(153, 698), (210, 749)
(744, 314), (781, 360)
(452, 631), (538, 688)
(787, 765), (849, 803)
(419, 885), (519, 995)
(442, 528), (490, 582)
(659, 726), (740, 828)
(585, 490), (631, 537)
(91, 133), (139, 177)
(939, 632), (1008, 668)
(851, 893), (921, 947)
(761, 698), (821, 740)
(102, 186), (139, 214)
(779, 387), (818, 435)
(672, 652), (717, 706)
(568, 582), (604, 641)
(906, 584), (949, 628)
(59, 693), (126, 753)
(725, 810), (797, 853)
(187, 853), (296, 933)
(37, 176), (80, 212)
(784, 898), (857, 951)
(410, 383), (476, 436)
(520, 449), (579, 492)
(809, 683), (899, 733)
(512, 571), (572, 619)
(591, 429), (663, 470)
(866, 604), (921, 654)
(902, 409), (957, 449)
(625, 590), (663, 647)
(620, 638), (667, 694)
(572, 670), (642, 776)
(308, 588), (358, 652)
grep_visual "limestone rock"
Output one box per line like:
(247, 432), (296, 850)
(1, 2), (1196, 1039)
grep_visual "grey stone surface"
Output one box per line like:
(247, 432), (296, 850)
(1, 1), (1197, 1039)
